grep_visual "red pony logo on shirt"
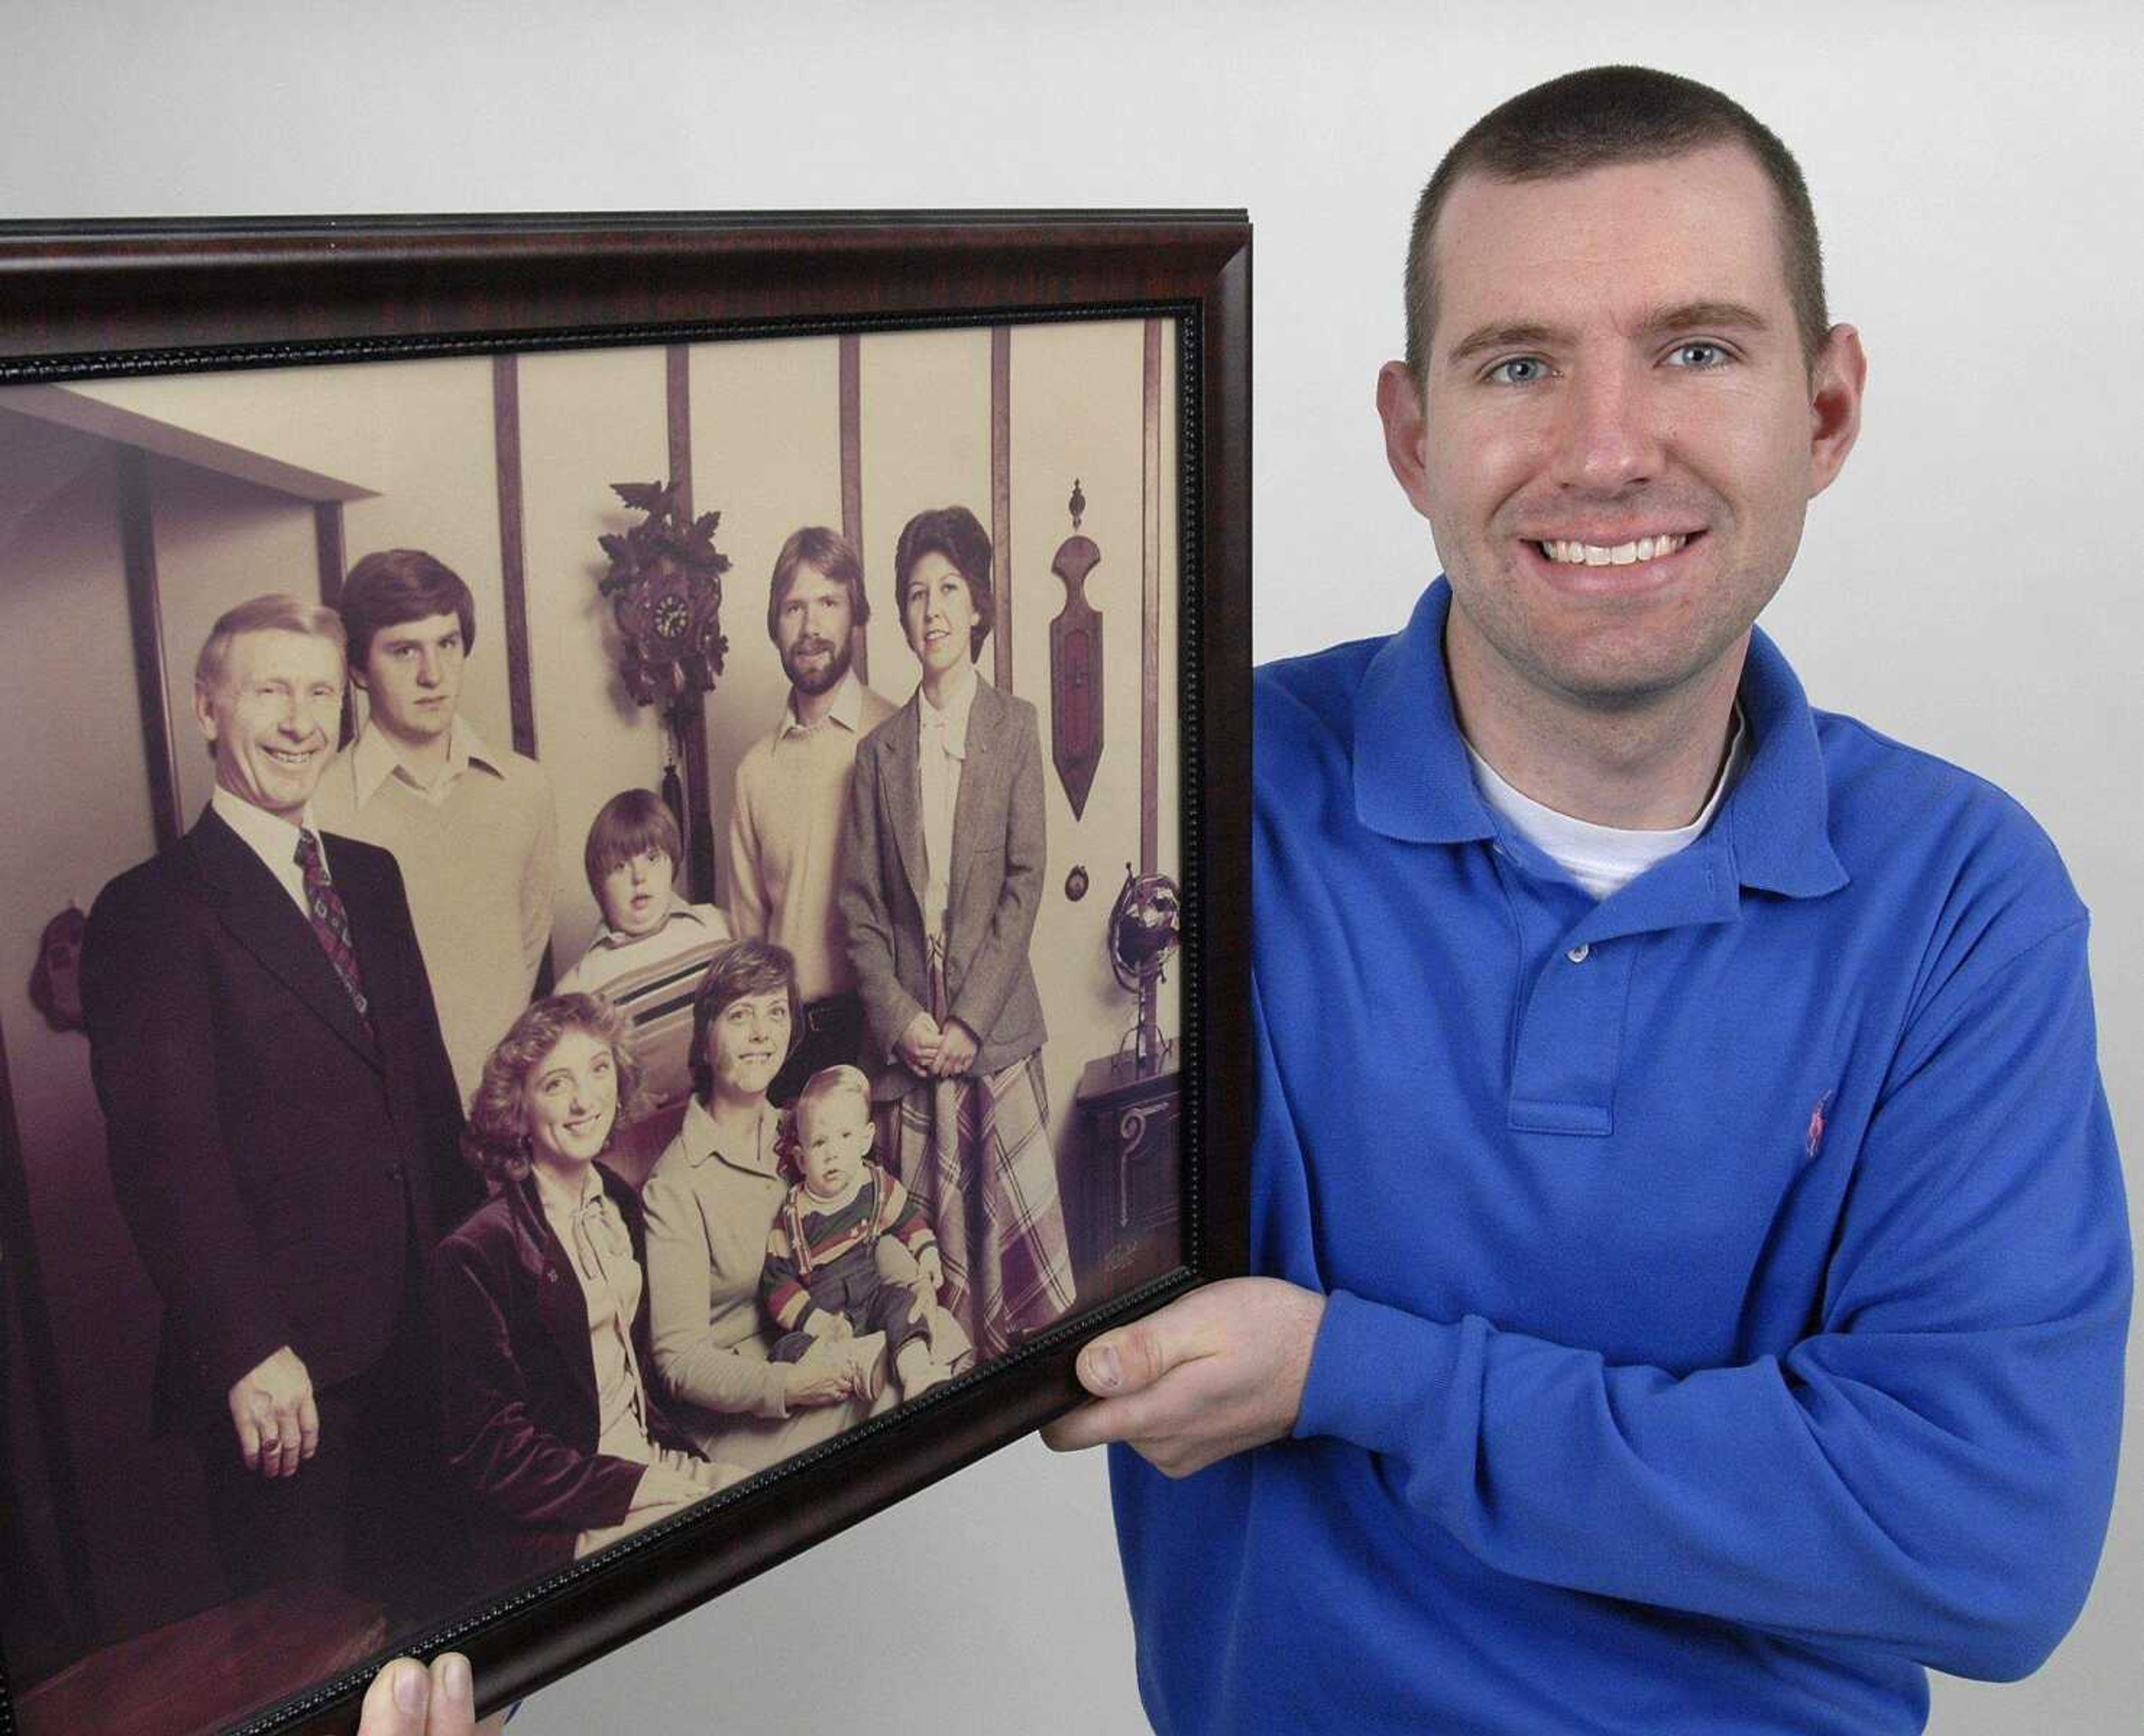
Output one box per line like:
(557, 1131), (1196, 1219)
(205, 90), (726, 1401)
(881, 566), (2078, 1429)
(1806, 1089), (1836, 1160)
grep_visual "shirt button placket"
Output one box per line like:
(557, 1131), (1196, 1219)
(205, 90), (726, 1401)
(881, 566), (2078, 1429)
(1508, 932), (1625, 1136)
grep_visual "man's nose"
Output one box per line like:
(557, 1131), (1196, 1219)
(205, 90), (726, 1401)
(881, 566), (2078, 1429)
(417, 649), (440, 686)
(1549, 362), (1660, 494)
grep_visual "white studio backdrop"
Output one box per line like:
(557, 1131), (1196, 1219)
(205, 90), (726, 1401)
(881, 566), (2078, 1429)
(6, 3), (2138, 1731)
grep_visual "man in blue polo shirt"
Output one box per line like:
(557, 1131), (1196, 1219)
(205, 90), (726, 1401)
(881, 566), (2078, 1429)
(1044, 65), (2130, 1734)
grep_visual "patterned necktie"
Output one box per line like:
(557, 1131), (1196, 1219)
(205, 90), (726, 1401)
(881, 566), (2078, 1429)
(293, 830), (369, 1018)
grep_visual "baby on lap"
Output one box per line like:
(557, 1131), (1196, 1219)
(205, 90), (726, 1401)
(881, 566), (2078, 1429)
(760, 1065), (954, 1403)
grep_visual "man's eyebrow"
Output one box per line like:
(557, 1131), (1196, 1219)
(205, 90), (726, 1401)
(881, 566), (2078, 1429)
(1443, 322), (1566, 368)
(1442, 303), (1775, 369)
(1640, 300), (1771, 338)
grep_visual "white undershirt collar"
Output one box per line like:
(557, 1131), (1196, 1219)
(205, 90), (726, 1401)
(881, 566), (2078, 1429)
(1466, 708), (1749, 901)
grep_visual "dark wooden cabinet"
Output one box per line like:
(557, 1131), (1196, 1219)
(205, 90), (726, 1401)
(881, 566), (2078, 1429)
(1065, 1054), (1181, 1303)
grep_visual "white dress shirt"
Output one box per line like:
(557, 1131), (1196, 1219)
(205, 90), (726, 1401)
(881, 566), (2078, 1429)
(210, 784), (322, 917)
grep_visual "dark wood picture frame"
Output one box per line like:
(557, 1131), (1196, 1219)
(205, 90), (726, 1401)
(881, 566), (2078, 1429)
(0, 212), (1251, 1734)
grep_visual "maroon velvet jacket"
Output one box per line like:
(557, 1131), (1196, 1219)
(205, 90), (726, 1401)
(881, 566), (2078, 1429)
(430, 1164), (697, 1587)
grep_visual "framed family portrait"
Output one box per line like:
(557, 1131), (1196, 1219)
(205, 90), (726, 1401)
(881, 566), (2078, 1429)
(0, 212), (1251, 1733)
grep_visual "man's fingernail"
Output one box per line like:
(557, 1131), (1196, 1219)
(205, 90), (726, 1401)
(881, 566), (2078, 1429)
(441, 1653), (472, 1706)
(1087, 1342), (1121, 1392)
(393, 1662), (428, 1715)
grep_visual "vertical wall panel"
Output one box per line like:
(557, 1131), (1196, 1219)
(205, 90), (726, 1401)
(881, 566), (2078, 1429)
(1005, 319), (1165, 1152)
(333, 355), (512, 752)
(838, 334), (867, 687)
(689, 335), (845, 876)
(991, 327), (1014, 693)
(516, 346), (670, 961)
(491, 355), (537, 759)
(147, 456), (324, 825)
(115, 448), (182, 854)
(858, 328), (992, 691)
(0, 419), (203, 1647)
(663, 346), (715, 902)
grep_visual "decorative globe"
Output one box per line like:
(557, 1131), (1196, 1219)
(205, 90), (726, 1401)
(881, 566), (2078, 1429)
(1108, 869), (1182, 993)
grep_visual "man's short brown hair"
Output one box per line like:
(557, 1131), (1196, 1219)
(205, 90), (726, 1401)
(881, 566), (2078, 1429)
(1404, 66), (1828, 379)
(339, 548), (477, 672)
(767, 526), (870, 643)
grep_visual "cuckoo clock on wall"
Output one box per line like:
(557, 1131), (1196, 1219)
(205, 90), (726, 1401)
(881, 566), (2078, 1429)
(596, 479), (730, 896)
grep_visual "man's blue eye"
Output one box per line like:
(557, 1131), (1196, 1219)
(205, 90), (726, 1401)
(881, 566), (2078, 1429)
(1489, 357), (1546, 385)
(1669, 342), (1727, 369)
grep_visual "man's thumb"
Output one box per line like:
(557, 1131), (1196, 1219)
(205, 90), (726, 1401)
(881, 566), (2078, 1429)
(1077, 1322), (1169, 1397)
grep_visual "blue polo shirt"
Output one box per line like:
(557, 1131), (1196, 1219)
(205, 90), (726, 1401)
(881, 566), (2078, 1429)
(1112, 581), (2129, 1734)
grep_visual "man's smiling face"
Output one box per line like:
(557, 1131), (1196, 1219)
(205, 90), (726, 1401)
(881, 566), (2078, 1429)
(1380, 141), (1863, 717)
(194, 628), (345, 822)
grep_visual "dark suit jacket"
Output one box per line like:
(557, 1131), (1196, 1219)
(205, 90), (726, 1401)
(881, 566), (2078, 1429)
(430, 1164), (693, 1585)
(80, 806), (471, 1430)
(840, 677), (1048, 1103)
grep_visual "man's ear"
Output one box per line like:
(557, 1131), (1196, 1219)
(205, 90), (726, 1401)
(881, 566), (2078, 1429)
(1376, 360), (1438, 521)
(192, 681), (219, 748)
(1807, 323), (1867, 501)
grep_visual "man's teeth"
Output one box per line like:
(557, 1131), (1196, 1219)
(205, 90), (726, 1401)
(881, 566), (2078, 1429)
(1539, 534), (1688, 566)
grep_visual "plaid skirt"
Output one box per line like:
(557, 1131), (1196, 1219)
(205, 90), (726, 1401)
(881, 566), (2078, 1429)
(877, 948), (1076, 1360)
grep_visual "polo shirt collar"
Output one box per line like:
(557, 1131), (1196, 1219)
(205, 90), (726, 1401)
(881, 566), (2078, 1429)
(348, 714), (502, 805)
(1353, 580), (1496, 845)
(1353, 577), (1846, 900)
(1720, 625), (1849, 899)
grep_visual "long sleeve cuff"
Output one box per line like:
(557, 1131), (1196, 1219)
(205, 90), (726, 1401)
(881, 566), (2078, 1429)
(1294, 1289), (1466, 1460)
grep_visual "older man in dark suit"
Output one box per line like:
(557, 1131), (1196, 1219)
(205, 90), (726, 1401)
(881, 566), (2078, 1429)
(82, 592), (473, 1610)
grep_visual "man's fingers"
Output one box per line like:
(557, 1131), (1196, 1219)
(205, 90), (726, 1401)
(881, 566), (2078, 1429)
(357, 1658), (429, 1734)
(429, 1652), (478, 1736)
(1076, 1309), (1203, 1398)
(1041, 1394), (1128, 1453)
(1042, 1388), (1229, 1479)
(1042, 1378), (1179, 1453)
(299, 1391), (322, 1461)
(237, 1413), (263, 1474)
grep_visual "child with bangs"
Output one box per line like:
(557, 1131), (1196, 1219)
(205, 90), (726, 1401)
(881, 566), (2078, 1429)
(558, 790), (731, 1121)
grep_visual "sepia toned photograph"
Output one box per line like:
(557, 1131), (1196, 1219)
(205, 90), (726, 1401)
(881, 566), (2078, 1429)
(0, 214), (1250, 1735)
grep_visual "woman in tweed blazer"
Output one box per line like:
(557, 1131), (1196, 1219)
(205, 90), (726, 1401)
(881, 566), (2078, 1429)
(839, 505), (1075, 1359)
